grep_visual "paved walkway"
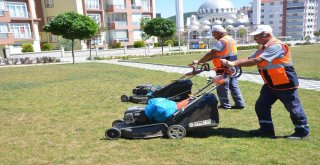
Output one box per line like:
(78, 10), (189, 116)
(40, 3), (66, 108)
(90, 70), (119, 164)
(98, 60), (320, 92)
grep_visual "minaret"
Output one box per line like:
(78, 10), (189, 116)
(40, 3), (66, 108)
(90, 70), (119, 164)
(175, 0), (184, 33)
(252, 0), (261, 26)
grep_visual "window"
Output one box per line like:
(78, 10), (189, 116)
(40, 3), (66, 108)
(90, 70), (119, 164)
(0, 0), (5, 11)
(133, 30), (142, 41)
(6, 2), (28, 18)
(261, 9), (264, 12)
(270, 15), (274, 18)
(113, 0), (125, 9)
(293, 0), (299, 3)
(270, 2), (274, 6)
(112, 30), (128, 42)
(269, 21), (273, 24)
(10, 23), (32, 38)
(141, 0), (150, 11)
(142, 15), (151, 19)
(260, 15), (264, 18)
(0, 23), (9, 38)
(113, 13), (127, 25)
(44, 0), (54, 8)
(131, 0), (142, 9)
(86, 0), (99, 9)
(132, 14), (141, 26)
(87, 14), (101, 25)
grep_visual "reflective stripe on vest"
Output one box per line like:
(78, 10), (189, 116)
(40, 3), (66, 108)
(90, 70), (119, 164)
(213, 35), (237, 68)
(255, 38), (299, 90)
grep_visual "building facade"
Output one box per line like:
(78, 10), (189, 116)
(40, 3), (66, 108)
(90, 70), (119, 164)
(104, 0), (155, 46)
(0, 0), (42, 57)
(257, 0), (319, 39)
(0, 0), (155, 57)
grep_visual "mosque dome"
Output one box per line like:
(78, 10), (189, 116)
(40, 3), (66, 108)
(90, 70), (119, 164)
(198, 0), (234, 14)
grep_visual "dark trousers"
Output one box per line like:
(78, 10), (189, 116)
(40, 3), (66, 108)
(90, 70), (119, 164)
(255, 84), (309, 135)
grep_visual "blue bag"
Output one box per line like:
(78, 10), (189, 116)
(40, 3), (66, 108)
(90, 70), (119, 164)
(144, 98), (177, 122)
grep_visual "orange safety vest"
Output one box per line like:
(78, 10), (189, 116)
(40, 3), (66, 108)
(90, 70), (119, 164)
(212, 35), (238, 68)
(255, 38), (299, 90)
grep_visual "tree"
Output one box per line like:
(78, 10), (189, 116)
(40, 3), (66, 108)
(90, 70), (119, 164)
(140, 18), (151, 56)
(43, 12), (98, 64)
(85, 25), (106, 60)
(142, 18), (176, 55)
(238, 28), (247, 45)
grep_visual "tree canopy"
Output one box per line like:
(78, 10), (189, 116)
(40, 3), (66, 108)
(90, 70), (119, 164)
(142, 18), (176, 54)
(43, 12), (99, 63)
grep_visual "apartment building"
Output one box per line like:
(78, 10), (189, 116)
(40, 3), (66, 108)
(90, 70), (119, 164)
(40, 0), (105, 50)
(0, 0), (155, 57)
(105, 0), (155, 46)
(258, 0), (318, 39)
(0, 0), (42, 57)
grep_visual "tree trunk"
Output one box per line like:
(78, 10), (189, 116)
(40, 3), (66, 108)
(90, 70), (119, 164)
(72, 39), (75, 64)
(161, 38), (164, 55)
(89, 39), (92, 60)
(144, 40), (147, 56)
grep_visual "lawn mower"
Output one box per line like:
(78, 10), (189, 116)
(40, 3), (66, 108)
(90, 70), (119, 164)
(120, 63), (211, 104)
(105, 65), (242, 140)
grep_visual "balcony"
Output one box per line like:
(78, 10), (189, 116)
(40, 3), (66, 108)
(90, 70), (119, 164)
(286, 2), (305, 8)
(106, 5), (126, 12)
(286, 9), (305, 13)
(286, 15), (304, 19)
(286, 22), (303, 26)
(0, 33), (14, 44)
(9, 12), (32, 20)
(285, 28), (303, 32)
(13, 32), (33, 40)
(107, 21), (128, 29)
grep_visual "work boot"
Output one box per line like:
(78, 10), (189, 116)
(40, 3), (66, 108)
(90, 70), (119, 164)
(231, 105), (245, 110)
(248, 129), (276, 138)
(285, 132), (310, 140)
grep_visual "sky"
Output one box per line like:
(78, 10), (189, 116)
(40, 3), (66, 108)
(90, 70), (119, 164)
(155, 0), (252, 18)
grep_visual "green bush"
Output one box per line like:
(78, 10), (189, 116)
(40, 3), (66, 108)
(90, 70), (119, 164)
(21, 43), (34, 52)
(113, 42), (122, 48)
(164, 40), (174, 46)
(133, 41), (146, 48)
(154, 43), (159, 47)
(237, 45), (258, 50)
(42, 43), (52, 51)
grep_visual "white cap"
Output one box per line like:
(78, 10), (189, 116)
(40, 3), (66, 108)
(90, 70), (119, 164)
(211, 25), (226, 33)
(249, 25), (273, 35)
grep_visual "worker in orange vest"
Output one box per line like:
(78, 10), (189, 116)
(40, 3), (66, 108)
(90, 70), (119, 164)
(221, 25), (310, 140)
(192, 25), (245, 110)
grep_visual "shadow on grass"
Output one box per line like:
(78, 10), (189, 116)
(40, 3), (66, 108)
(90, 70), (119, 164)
(187, 127), (254, 138)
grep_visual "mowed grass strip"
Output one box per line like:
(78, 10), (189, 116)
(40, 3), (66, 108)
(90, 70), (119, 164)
(0, 63), (319, 164)
(130, 44), (320, 79)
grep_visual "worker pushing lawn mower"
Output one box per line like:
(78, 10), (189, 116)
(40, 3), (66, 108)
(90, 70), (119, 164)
(120, 63), (211, 104)
(105, 63), (242, 140)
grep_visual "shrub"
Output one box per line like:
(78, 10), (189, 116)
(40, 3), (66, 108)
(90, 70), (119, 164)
(21, 43), (34, 52)
(237, 45), (258, 50)
(42, 43), (52, 51)
(164, 40), (174, 46)
(154, 43), (159, 47)
(133, 41), (146, 48)
(113, 42), (122, 48)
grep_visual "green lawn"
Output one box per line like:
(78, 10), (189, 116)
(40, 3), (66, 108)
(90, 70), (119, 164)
(130, 44), (320, 79)
(0, 63), (319, 164)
